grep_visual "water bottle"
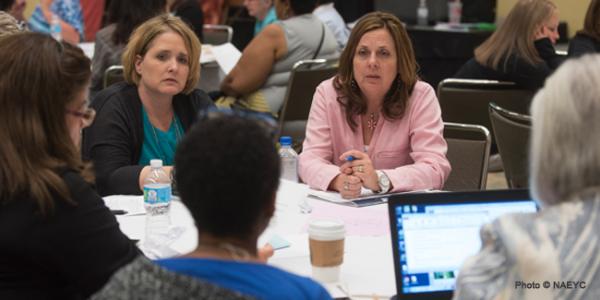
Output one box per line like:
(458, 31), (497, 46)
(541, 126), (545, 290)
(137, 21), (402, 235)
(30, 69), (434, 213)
(50, 14), (62, 41)
(279, 136), (298, 182)
(143, 159), (171, 215)
(448, 0), (463, 24)
(417, 0), (429, 26)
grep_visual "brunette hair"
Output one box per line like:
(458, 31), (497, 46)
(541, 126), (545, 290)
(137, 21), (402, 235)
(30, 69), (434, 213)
(122, 14), (201, 94)
(333, 11), (417, 130)
(579, 0), (600, 41)
(0, 33), (92, 213)
(475, 0), (557, 70)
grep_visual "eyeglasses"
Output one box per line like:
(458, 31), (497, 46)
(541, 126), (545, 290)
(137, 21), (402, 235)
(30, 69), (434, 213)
(197, 107), (278, 141)
(65, 107), (96, 127)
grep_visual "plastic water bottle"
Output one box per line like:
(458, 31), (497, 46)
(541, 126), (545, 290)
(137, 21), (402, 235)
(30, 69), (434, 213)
(143, 159), (171, 215)
(279, 136), (298, 182)
(448, 0), (463, 24)
(50, 14), (62, 41)
(417, 0), (429, 26)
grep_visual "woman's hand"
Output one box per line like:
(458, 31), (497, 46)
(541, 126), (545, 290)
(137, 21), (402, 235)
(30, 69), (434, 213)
(339, 150), (379, 192)
(330, 173), (362, 199)
(257, 243), (274, 263)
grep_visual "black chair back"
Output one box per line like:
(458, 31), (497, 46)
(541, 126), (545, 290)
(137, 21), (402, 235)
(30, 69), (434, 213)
(103, 65), (125, 89)
(202, 24), (233, 45)
(489, 102), (532, 189)
(437, 78), (535, 145)
(443, 122), (491, 191)
(277, 59), (338, 151)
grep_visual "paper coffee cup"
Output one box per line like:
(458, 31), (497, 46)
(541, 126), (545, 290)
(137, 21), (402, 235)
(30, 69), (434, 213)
(308, 219), (345, 282)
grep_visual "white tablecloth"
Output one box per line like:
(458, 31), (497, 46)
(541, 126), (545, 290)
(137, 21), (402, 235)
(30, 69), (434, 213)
(104, 180), (396, 298)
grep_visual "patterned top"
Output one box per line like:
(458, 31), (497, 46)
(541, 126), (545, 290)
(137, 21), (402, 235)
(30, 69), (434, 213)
(28, 0), (84, 38)
(453, 190), (600, 300)
(92, 256), (255, 300)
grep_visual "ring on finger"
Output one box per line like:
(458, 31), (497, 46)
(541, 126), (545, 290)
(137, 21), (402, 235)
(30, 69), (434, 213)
(343, 182), (349, 191)
(357, 165), (364, 173)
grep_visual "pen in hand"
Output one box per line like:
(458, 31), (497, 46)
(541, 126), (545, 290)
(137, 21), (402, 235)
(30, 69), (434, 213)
(110, 209), (128, 215)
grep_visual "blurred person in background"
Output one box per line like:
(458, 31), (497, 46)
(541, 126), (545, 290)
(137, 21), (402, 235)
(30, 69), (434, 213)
(244, 0), (277, 36)
(90, 0), (166, 94)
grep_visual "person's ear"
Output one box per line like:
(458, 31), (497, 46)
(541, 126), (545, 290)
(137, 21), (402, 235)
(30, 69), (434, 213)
(134, 54), (143, 75)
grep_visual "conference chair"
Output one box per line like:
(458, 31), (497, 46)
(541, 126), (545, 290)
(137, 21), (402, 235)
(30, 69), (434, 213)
(489, 102), (532, 189)
(202, 24), (233, 45)
(103, 65), (125, 89)
(437, 78), (535, 146)
(443, 122), (491, 191)
(277, 59), (338, 152)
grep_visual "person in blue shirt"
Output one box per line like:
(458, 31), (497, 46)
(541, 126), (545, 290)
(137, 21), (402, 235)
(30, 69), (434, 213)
(28, 0), (83, 43)
(244, 0), (278, 36)
(163, 111), (332, 299)
(94, 111), (332, 299)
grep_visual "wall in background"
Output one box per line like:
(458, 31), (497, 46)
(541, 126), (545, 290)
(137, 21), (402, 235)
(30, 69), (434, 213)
(497, 0), (589, 38)
(24, 0), (40, 19)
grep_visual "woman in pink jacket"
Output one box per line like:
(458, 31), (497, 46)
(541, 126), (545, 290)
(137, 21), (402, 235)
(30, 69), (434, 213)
(298, 12), (451, 199)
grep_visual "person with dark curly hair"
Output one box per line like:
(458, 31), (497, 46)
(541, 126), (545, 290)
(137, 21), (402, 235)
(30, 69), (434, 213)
(299, 12), (450, 199)
(95, 111), (332, 299)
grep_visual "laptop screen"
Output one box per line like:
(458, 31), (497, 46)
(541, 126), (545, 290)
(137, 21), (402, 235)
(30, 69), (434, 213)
(388, 190), (537, 297)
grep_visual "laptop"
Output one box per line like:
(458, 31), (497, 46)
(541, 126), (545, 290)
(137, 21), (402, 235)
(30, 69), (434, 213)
(388, 189), (538, 300)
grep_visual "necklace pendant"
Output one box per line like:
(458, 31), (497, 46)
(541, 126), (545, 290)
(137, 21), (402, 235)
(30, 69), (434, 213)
(367, 113), (378, 131)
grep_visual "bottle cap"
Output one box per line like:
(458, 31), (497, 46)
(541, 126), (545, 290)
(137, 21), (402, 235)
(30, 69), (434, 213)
(280, 136), (292, 146)
(150, 159), (163, 168)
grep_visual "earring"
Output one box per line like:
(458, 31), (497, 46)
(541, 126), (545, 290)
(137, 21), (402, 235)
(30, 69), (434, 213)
(351, 78), (358, 91)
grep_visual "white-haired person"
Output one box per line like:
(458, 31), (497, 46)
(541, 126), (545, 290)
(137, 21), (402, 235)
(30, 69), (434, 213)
(453, 54), (600, 300)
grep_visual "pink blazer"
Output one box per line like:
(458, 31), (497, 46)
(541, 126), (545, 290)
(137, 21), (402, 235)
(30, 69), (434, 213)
(298, 78), (451, 192)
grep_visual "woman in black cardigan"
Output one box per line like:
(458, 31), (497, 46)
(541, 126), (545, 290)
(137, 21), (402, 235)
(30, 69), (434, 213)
(83, 14), (214, 196)
(454, 0), (563, 91)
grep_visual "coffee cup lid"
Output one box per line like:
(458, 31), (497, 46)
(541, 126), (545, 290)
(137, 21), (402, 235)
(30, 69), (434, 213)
(308, 219), (345, 241)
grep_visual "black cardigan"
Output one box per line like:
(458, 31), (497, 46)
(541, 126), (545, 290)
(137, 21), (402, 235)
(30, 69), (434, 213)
(568, 33), (600, 58)
(0, 169), (139, 299)
(82, 82), (214, 196)
(454, 38), (564, 91)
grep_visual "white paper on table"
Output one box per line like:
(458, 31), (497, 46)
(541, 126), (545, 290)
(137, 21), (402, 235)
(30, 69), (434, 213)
(307, 188), (376, 205)
(78, 42), (95, 59)
(211, 42), (241, 74)
(200, 44), (216, 64)
(103, 195), (146, 215)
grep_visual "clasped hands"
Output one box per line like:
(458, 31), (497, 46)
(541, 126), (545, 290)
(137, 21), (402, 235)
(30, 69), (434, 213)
(331, 150), (380, 199)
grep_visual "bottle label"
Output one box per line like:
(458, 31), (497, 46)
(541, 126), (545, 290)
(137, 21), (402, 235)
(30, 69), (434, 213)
(144, 185), (171, 204)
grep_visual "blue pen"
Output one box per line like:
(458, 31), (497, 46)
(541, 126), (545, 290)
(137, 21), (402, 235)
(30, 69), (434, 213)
(346, 155), (355, 162)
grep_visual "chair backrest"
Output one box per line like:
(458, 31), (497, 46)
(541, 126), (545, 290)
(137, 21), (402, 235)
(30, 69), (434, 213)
(437, 78), (535, 144)
(489, 102), (532, 189)
(277, 59), (338, 150)
(103, 65), (125, 89)
(202, 24), (233, 45)
(443, 122), (491, 191)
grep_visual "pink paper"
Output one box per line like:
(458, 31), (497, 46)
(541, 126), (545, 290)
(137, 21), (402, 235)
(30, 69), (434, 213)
(306, 200), (390, 237)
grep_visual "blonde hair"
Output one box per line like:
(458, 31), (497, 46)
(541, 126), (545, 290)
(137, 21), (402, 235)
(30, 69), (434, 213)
(530, 54), (600, 206)
(475, 0), (557, 70)
(0, 11), (25, 38)
(122, 14), (201, 94)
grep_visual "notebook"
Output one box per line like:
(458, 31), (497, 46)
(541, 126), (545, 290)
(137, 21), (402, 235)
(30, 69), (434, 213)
(387, 189), (538, 299)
